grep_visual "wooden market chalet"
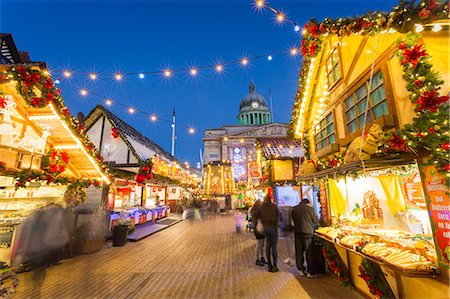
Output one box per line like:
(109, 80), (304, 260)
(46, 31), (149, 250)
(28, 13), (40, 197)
(0, 33), (110, 197)
(83, 105), (201, 210)
(288, 1), (449, 298)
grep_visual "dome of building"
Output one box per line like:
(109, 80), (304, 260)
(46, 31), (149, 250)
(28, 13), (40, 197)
(237, 81), (271, 125)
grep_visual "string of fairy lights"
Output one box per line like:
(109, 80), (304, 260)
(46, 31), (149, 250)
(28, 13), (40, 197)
(63, 81), (198, 135)
(254, 0), (302, 33)
(51, 46), (303, 132)
(51, 49), (302, 85)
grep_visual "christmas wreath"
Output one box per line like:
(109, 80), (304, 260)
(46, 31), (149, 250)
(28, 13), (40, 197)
(359, 258), (395, 299)
(0, 271), (19, 298)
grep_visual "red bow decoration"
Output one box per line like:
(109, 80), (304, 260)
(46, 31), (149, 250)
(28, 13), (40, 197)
(416, 89), (449, 112)
(327, 158), (338, 168)
(387, 133), (408, 152)
(401, 44), (428, 67)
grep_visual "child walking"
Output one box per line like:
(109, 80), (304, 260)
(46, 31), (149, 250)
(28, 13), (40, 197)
(233, 210), (244, 233)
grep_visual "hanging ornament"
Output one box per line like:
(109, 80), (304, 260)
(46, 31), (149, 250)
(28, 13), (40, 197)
(111, 128), (119, 138)
(419, 8), (431, 19)
(135, 173), (146, 184)
(441, 142), (450, 151)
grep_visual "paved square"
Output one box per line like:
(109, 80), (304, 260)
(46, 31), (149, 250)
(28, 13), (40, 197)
(16, 215), (362, 298)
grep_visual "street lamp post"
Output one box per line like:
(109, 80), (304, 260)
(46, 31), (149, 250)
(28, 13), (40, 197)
(171, 109), (176, 156)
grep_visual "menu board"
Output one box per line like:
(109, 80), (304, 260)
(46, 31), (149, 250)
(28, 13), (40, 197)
(400, 171), (427, 210)
(419, 164), (450, 269)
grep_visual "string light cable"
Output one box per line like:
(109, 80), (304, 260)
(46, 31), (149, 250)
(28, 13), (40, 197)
(254, 0), (301, 32)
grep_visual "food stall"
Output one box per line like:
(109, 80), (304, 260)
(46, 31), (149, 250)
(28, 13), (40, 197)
(288, 1), (449, 297)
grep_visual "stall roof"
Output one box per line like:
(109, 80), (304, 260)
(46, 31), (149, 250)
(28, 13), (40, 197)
(258, 137), (304, 159)
(84, 105), (179, 165)
(0, 66), (110, 183)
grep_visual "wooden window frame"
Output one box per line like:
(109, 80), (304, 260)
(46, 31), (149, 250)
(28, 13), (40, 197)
(326, 47), (343, 91)
(314, 112), (337, 152)
(340, 64), (397, 145)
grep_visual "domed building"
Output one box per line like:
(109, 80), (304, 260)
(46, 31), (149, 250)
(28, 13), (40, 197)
(237, 81), (271, 125)
(203, 80), (295, 194)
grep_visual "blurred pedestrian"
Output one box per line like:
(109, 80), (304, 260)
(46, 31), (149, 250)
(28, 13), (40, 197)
(251, 199), (266, 267)
(280, 206), (295, 266)
(255, 195), (280, 272)
(292, 198), (319, 278)
(233, 210), (244, 233)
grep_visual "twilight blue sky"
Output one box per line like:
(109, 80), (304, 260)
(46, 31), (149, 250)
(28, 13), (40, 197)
(1, 0), (397, 165)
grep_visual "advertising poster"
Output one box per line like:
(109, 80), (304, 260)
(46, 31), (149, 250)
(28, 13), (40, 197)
(419, 164), (450, 269)
(248, 162), (262, 179)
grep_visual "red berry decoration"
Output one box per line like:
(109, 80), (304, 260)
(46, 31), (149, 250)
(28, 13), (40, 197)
(145, 173), (153, 180)
(142, 166), (150, 173)
(398, 42), (407, 50)
(441, 142), (450, 151)
(444, 164), (450, 172)
(414, 79), (423, 87)
(429, 127), (436, 134)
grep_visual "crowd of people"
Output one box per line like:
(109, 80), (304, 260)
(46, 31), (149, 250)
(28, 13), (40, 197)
(236, 195), (320, 277)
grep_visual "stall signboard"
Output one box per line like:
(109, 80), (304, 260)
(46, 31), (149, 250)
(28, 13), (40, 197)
(400, 171), (427, 210)
(272, 160), (294, 182)
(419, 164), (450, 269)
(248, 162), (262, 179)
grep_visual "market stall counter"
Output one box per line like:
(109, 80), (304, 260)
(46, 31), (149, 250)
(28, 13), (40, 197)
(110, 205), (170, 229)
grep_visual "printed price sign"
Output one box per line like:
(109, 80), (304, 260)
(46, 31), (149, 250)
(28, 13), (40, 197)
(420, 164), (450, 269)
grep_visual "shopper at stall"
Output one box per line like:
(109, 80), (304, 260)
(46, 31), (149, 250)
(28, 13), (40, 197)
(254, 195), (281, 272)
(292, 198), (319, 278)
(280, 206), (295, 266)
(250, 199), (266, 266)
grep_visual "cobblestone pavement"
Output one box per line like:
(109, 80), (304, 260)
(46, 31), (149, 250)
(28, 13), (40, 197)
(15, 215), (362, 299)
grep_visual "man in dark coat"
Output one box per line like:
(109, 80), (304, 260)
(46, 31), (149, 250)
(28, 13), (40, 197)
(255, 195), (281, 272)
(291, 198), (318, 278)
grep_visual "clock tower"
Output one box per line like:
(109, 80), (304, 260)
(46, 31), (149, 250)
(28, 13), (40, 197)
(237, 80), (271, 125)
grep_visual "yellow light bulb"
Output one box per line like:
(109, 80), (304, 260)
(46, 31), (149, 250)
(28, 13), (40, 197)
(63, 70), (71, 78)
(150, 115), (157, 121)
(80, 89), (88, 96)
(128, 107), (135, 114)
(190, 68), (198, 76)
(90, 73), (97, 80)
(216, 64), (223, 72)
(115, 73), (123, 80)
(277, 13), (285, 23)
(163, 69), (172, 77)
(241, 58), (249, 66)
(105, 99), (112, 106)
(290, 47), (298, 56)
(256, 0), (264, 8)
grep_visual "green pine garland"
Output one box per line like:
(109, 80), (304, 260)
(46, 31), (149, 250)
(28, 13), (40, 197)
(359, 258), (395, 299)
(320, 239), (353, 287)
(385, 33), (449, 171)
